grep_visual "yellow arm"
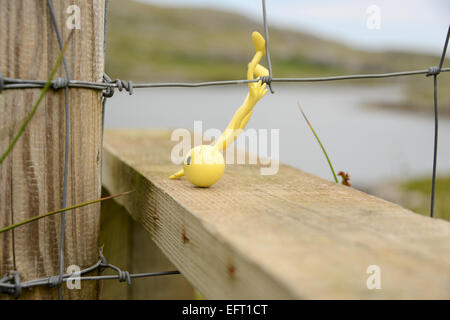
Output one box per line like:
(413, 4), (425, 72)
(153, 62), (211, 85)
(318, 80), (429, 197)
(213, 34), (269, 152)
(238, 64), (270, 129)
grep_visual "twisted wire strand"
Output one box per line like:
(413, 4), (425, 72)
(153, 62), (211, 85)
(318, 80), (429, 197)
(0, 0), (449, 301)
(261, 0), (274, 93)
(0, 250), (180, 298)
(46, 0), (71, 300)
(428, 25), (450, 218)
(2, 67), (449, 92)
(100, 1), (110, 220)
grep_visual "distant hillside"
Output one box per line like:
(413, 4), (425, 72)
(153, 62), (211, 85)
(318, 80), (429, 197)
(105, 0), (449, 114)
(105, 0), (442, 82)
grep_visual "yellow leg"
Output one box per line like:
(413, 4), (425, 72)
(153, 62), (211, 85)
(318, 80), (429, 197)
(169, 169), (184, 179)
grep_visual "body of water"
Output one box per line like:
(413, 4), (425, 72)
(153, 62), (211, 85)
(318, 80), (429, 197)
(104, 84), (450, 188)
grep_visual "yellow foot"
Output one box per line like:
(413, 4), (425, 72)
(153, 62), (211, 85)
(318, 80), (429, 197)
(169, 169), (184, 179)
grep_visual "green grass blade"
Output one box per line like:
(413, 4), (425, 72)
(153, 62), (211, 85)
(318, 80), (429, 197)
(0, 190), (134, 233)
(297, 102), (338, 183)
(0, 30), (74, 165)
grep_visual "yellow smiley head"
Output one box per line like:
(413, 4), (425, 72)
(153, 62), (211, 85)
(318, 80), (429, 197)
(183, 145), (225, 187)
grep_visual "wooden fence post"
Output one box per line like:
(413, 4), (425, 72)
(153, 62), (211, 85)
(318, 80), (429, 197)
(99, 189), (195, 300)
(0, 0), (105, 299)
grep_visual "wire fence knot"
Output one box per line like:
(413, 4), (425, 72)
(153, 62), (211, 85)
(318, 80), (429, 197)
(260, 75), (272, 85)
(103, 73), (133, 97)
(0, 272), (23, 299)
(48, 275), (63, 287)
(260, 75), (274, 93)
(118, 270), (131, 284)
(102, 86), (115, 98)
(98, 248), (131, 285)
(116, 79), (133, 95)
(426, 66), (441, 77)
(52, 77), (70, 90)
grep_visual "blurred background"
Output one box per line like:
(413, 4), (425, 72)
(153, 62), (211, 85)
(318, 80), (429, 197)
(103, 0), (450, 220)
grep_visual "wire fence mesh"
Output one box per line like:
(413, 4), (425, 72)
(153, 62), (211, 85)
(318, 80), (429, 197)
(0, 0), (449, 299)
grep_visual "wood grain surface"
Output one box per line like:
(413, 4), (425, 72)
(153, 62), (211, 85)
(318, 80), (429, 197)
(0, 0), (105, 299)
(99, 191), (195, 299)
(102, 129), (450, 299)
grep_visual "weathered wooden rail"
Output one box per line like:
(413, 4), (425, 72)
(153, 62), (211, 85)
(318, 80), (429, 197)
(102, 129), (450, 299)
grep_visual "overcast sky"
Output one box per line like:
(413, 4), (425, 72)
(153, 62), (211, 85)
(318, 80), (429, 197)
(139, 0), (450, 55)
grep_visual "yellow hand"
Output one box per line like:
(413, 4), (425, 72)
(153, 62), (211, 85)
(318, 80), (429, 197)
(169, 31), (269, 187)
(249, 80), (268, 103)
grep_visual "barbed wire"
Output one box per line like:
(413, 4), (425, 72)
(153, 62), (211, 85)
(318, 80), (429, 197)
(0, 0), (449, 300)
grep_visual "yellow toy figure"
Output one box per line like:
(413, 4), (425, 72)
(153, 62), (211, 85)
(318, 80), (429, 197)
(169, 31), (269, 187)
